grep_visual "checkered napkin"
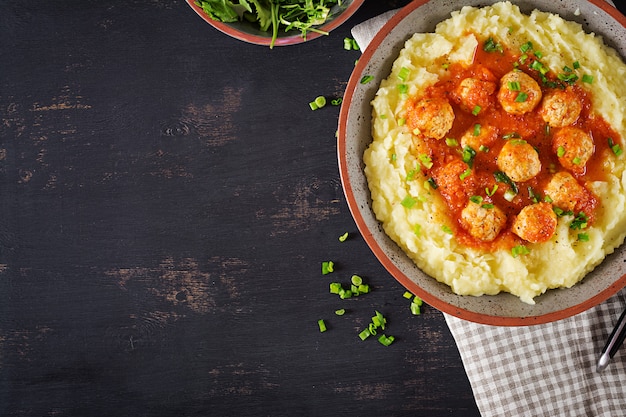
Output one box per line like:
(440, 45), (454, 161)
(351, 3), (626, 416)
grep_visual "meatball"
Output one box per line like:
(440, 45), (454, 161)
(433, 159), (475, 211)
(544, 171), (587, 212)
(460, 124), (499, 151)
(512, 202), (557, 243)
(552, 126), (594, 174)
(497, 139), (541, 182)
(456, 77), (497, 113)
(407, 97), (455, 140)
(539, 87), (582, 128)
(497, 71), (542, 115)
(460, 200), (507, 242)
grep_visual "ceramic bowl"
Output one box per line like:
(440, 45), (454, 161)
(186, 0), (364, 47)
(338, 0), (626, 325)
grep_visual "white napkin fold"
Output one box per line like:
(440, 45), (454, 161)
(351, 3), (626, 416)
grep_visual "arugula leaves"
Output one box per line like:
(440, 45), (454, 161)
(195, 0), (343, 48)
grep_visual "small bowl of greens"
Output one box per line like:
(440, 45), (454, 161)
(187, 0), (364, 48)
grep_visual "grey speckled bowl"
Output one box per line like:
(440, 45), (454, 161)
(338, 0), (626, 325)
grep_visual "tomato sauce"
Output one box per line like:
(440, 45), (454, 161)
(404, 34), (623, 251)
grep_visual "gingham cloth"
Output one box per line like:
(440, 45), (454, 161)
(352, 3), (626, 415)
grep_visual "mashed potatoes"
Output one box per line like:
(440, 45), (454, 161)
(364, 1), (626, 304)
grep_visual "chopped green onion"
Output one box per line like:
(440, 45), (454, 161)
(557, 146), (566, 157)
(322, 261), (334, 275)
(318, 319), (327, 332)
(358, 328), (371, 341)
(339, 289), (352, 299)
(511, 245), (530, 258)
(378, 334), (395, 346)
(398, 66), (411, 82)
(426, 177), (438, 189)
(578, 233), (590, 242)
(570, 212), (588, 230)
(483, 37), (503, 53)
(398, 84), (409, 94)
(397, 118), (406, 126)
(582, 74), (594, 84)
(358, 284), (370, 294)
(331, 98), (343, 106)
(343, 37), (359, 51)
(413, 224), (422, 237)
(515, 92), (529, 102)
(401, 195), (417, 209)
(418, 154), (433, 169)
(470, 195), (483, 204)
(479, 145), (490, 153)
(351, 275), (363, 286)
(403, 291), (414, 300)
(462, 146), (477, 168)
(534, 50), (543, 59)
(445, 138), (458, 147)
(486, 184), (498, 196)
(508, 81), (521, 91)
(572, 156), (581, 165)
(504, 188), (517, 202)
(335, 309), (346, 316)
(442, 225), (453, 234)
(472, 105), (482, 116)
(520, 41), (533, 53)
(459, 168), (472, 181)
(405, 168), (418, 182)
(481, 203), (494, 209)
(410, 302), (421, 315)
(544, 195), (553, 203)
(573, 61), (581, 69)
(609, 138), (623, 156)
(502, 132), (521, 140)
(315, 96), (326, 108)
(360, 75), (374, 84)
(338, 232), (349, 242)
(329, 282), (342, 294)
(473, 124), (482, 137)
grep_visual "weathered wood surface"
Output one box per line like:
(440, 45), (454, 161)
(8, 0), (625, 415)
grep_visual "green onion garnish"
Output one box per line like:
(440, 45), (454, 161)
(578, 233), (590, 242)
(322, 261), (334, 275)
(462, 146), (477, 168)
(351, 275), (363, 286)
(378, 334), (395, 346)
(609, 138), (623, 156)
(401, 195), (417, 208)
(360, 75), (374, 84)
(318, 319), (327, 332)
(459, 168), (472, 181)
(398, 66), (410, 81)
(508, 81), (521, 91)
(472, 105), (482, 116)
(339, 232), (349, 242)
(515, 92), (529, 102)
(418, 154), (433, 169)
(446, 138), (458, 147)
(511, 245), (530, 258)
(582, 74), (594, 84)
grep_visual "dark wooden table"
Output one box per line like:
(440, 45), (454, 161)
(1, 1), (622, 416)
